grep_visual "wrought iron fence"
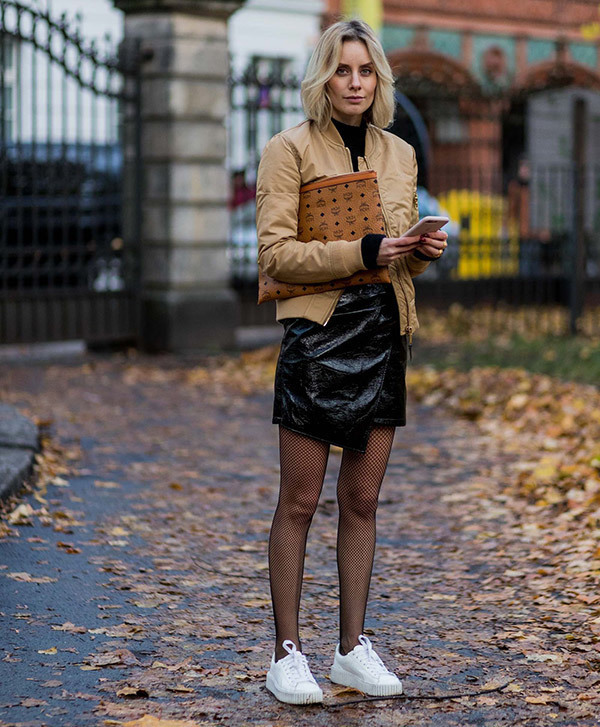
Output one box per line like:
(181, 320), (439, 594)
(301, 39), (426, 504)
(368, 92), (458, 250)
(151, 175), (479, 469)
(0, 0), (141, 345)
(228, 60), (600, 336)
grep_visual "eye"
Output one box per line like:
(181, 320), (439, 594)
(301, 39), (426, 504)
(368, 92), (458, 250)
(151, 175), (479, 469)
(336, 66), (349, 75)
(361, 68), (374, 75)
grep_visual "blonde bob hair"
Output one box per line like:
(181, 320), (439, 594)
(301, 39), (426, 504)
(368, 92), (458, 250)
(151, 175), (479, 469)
(301, 19), (395, 130)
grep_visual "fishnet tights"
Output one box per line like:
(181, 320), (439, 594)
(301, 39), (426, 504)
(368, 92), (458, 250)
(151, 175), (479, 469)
(268, 425), (395, 662)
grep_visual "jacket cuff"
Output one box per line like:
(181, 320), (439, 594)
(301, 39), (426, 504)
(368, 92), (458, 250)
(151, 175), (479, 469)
(361, 234), (385, 269)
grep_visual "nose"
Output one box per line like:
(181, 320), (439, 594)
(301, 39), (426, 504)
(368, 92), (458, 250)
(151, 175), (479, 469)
(349, 70), (361, 89)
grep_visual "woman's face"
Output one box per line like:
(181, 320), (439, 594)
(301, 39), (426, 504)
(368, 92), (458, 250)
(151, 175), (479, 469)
(326, 40), (377, 126)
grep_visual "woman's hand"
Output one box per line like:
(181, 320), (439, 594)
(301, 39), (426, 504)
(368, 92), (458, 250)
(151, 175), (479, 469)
(376, 229), (449, 266)
(375, 234), (422, 266)
(416, 230), (448, 259)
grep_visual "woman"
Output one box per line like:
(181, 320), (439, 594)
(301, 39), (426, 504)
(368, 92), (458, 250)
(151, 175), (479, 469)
(256, 19), (447, 705)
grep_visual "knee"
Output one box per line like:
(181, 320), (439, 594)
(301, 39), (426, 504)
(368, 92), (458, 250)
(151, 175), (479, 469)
(339, 488), (379, 520)
(279, 488), (321, 525)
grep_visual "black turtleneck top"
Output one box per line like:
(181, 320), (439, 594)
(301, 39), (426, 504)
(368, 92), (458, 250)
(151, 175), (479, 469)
(331, 117), (385, 270)
(331, 117), (435, 265)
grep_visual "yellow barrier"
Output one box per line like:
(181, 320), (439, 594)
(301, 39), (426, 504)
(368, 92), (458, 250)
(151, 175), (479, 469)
(437, 189), (520, 279)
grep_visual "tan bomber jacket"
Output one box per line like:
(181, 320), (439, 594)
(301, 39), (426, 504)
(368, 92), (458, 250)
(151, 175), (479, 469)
(256, 118), (431, 338)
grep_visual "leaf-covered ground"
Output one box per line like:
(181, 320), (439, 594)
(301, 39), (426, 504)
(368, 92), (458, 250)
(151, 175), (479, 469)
(1, 348), (600, 726)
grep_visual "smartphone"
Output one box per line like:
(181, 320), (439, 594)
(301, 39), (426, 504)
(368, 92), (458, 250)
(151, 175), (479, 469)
(403, 215), (449, 238)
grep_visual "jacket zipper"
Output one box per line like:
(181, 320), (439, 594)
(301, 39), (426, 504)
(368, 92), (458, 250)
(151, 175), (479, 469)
(364, 153), (414, 352)
(323, 146), (358, 327)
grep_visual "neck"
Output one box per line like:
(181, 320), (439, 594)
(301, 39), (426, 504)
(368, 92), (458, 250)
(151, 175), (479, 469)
(331, 110), (364, 127)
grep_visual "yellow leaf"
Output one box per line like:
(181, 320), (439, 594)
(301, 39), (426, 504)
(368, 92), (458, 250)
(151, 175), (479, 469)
(331, 685), (363, 696)
(212, 628), (236, 639)
(531, 460), (559, 485)
(243, 598), (271, 608)
(121, 715), (203, 727)
(507, 393), (528, 410)
(37, 647), (57, 654)
(526, 695), (551, 704)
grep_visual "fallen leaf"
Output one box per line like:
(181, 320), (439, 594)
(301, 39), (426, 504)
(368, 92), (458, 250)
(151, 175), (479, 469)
(20, 697), (48, 707)
(7, 504), (35, 525)
(121, 715), (203, 727)
(526, 653), (564, 664)
(50, 476), (69, 486)
(52, 621), (87, 634)
(526, 695), (551, 704)
(166, 684), (194, 693)
(56, 541), (82, 554)
(6, 572), (58, 583)
(116, 686), (150, 698)
(88, 649), (140, 667)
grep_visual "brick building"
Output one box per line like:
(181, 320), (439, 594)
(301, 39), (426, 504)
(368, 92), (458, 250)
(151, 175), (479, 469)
(326, 1), (600, 191)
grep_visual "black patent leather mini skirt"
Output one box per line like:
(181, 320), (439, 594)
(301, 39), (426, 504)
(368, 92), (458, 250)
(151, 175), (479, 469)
(272, 283), (407, 453)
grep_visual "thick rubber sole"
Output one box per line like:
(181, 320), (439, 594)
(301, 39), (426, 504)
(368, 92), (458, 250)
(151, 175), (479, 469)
(330, 662), (403, 696)
(265, 672), (323, 704)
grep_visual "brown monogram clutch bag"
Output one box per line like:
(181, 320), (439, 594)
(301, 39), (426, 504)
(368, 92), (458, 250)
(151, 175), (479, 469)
(257, 170), (390, 304)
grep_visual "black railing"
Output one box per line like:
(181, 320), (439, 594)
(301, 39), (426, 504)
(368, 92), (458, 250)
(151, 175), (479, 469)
(0, 0), (141, 345)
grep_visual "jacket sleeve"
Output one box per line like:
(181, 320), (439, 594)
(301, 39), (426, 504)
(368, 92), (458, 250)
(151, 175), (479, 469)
(404, 145), (432, 278)
(256, 134), (366, 284)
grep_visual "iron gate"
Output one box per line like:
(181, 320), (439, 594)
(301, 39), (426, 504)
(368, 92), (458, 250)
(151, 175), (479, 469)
(0, 0), (141, 346)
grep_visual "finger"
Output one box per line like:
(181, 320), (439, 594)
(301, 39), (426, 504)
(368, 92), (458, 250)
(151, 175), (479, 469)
(418, 245), (440, 257)
(420, 236), (447, 249)
(419, 242), (446, 256)
(424, 230), (448, 241)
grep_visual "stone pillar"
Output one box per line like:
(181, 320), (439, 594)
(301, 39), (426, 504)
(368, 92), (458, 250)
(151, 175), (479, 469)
(114, 0), (246, 352)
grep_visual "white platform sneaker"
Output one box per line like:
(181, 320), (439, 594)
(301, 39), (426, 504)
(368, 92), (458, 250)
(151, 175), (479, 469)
(266, 639), (323, 704)
(330, 634), (403, 696)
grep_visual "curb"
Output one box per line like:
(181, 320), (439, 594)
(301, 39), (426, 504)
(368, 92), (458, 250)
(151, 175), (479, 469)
(0, 404), (39, 503)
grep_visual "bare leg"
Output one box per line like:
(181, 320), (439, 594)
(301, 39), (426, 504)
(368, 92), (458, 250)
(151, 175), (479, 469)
(268, 426), (330, 662)
(335, 426), (395, 655)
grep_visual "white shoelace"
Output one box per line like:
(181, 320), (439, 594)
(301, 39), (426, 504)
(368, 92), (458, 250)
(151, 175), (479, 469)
(280, 639), (315, 684)
(353, 634), (391, 675)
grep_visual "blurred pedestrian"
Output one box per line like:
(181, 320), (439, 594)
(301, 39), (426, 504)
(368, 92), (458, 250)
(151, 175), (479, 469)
(256, 18), (447, 705)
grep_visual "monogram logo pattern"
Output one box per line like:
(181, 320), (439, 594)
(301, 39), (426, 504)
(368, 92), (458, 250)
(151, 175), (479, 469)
(297, 175), (385, 243)
(259, 171), (390, 305)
